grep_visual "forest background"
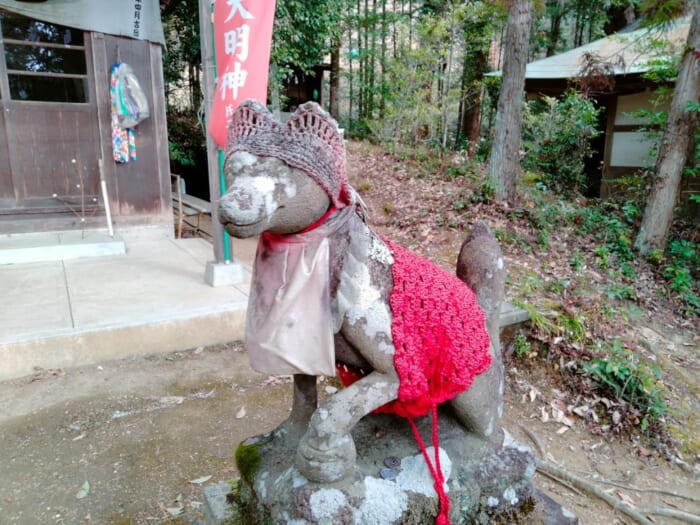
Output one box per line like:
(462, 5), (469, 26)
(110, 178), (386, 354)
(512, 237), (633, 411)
(161, 0), (697, 302)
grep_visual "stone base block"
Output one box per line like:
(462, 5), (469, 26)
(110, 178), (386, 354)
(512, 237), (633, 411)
(221, 411), (578, 524)
(204, 260), (244, 286)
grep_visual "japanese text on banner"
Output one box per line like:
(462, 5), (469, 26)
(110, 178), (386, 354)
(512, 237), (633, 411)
(209, 0), (277, 149)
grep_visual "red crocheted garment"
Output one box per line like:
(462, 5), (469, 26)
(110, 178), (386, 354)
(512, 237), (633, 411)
(336, 239), (491, 525)
(336, 239), (491, 414)
(379, 239), (491, 417)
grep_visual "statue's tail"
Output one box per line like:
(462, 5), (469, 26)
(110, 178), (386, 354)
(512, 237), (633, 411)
(454, 221), (507, 448)
(456, 221), (505, 325)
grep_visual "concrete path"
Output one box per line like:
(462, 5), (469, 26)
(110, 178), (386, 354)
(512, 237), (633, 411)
(0, 227), (257, 381)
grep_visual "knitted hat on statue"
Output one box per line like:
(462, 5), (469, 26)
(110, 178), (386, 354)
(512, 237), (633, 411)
(225, 100), (351, 208)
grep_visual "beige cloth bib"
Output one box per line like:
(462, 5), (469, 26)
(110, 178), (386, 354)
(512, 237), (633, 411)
(245, 206), (353, 375)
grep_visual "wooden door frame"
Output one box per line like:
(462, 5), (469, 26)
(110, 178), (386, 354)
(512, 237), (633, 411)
(0, 14), (100, 215)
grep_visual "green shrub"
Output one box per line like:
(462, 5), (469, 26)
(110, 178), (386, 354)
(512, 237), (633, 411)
(166, 107), (206, 175)
(664, 239), (699, 314)
(584, 339), (667, 425)
(577, 200), (638, 265)
(513, 333), (532, 359)
(521, 90), (601, 195)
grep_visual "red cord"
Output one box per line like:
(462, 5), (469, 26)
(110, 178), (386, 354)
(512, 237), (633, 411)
(406, 404), (450, 525)
(300, 205), (337, 233)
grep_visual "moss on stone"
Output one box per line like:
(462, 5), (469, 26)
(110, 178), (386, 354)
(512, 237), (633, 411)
(230, 441), (274, 525)
(235, 441), (262, 487)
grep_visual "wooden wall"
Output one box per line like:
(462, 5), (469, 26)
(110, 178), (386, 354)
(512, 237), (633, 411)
(0, 31), (172, 234)
(93, 34), (171, 222)
(0, 95), (12, 209)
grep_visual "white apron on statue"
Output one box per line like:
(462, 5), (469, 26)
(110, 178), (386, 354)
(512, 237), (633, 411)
(245, 207), (353, 376)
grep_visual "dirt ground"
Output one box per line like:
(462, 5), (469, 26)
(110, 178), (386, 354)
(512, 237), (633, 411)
(0, 341), (697, 525)
(0, 343), (292, 525)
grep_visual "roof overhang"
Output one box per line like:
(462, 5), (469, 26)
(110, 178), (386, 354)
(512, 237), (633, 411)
(488, 17), (689, 90)
(0, 0), (165, 45)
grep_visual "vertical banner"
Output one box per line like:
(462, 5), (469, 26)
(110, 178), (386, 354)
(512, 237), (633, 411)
(208, 0), (277, 149)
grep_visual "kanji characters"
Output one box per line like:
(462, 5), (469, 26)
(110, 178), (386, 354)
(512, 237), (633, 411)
(224, 24), (250, 61)
(224, 0), (254, 22)
(220, 62), (247, 101)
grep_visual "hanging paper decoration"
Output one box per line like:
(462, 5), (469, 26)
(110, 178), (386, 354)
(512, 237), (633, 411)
(110, 62), (136, 163)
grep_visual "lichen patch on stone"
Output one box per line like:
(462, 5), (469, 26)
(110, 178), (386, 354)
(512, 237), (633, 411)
(503, 486), (519, 505)
(395, 447), (451, 498)
(355, 476), (407, 524)
(310, 488), (348, 521)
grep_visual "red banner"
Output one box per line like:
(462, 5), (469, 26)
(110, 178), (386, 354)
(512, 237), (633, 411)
(208, 0), (277, 149)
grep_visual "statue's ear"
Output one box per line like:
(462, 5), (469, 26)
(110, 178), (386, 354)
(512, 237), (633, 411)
(226, 99), (278, 153)
(285, 103), (349, 204)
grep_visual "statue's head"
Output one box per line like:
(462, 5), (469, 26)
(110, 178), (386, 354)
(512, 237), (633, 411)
(218, 100), (351, 238)
(225, 100), (350, 208)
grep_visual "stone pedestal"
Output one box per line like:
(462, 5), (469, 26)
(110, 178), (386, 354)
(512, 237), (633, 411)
(222, 411), (578, 524)
(204, 260), (244, 286)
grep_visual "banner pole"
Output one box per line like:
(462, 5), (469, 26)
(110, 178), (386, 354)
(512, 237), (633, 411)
(198, 0), (230, 264)
(209, 0), (233, 262)
(211, 0), (231, 262)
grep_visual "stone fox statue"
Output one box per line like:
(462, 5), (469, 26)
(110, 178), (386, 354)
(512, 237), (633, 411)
(218, 101), (506, 492)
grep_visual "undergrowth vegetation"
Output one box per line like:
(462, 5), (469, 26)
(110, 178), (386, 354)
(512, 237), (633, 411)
(356, 123), (696, 456)
(497, 181), (695, 444)
(521, 91), (601, 195)
(485, 176), (693, 453)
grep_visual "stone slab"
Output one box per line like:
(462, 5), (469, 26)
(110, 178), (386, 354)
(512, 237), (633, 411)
(205, 260), (246, 287)
(0, 261), (73, 340)
(499, 302), (531, 328)
(0, 306), (246, 381)
(0, 233), (252, 381)
(223, 410), (578, 525)
(204, 481), (236, 524)
(0, 239), (125, 265)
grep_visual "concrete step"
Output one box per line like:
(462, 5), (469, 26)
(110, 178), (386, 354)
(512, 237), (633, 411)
(499, 301), (530, 328)
(1, 306), (247, 382)
(0, 230), (125, 265)
(0, 230), (253, 381)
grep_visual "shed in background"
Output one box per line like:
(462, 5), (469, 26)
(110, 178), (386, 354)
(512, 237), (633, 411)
(0, 0), (172, 235)
(522, 18), (693, 200)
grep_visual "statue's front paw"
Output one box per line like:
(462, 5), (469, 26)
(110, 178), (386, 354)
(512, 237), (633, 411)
(295, 432), (356, 483)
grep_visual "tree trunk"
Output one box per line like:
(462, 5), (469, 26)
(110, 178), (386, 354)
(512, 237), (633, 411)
(458, 47), (486, 156)
(489, 0), (533, 204)
(357, 0), (365, 120)
(329, 41), (341, 120)
(348, 9), (355, 126)
(361, 0), (370, 120)
(457, 12), (489, 152)
(635, 8), (700, 254)
(441, 10), (456, 150)
(379, 0), (387, 118)
(368, 0), (377, 119)
(546, 0), (565, 56)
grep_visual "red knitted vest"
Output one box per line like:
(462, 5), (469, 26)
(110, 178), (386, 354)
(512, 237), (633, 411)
(337, 239), (492, 524)
(383, 239), (491, 416)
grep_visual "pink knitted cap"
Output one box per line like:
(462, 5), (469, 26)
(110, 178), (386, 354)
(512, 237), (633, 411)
(225, 100), (351, 208)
